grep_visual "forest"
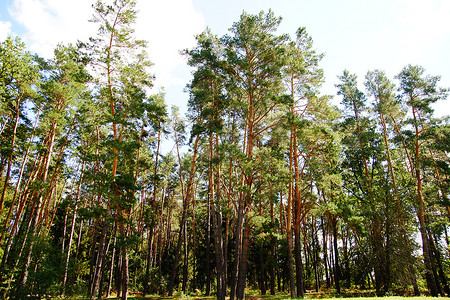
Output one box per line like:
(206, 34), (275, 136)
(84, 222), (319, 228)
(0, 0), (449, 299)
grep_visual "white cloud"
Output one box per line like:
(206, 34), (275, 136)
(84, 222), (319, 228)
(10, 0), (95, 57)
(9, 0), (205, 93)
(0, 20), (12, 40)
(135, 0), (205, 90)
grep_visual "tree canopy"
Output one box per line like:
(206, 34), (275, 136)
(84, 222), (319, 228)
(0, 2), (449, 300)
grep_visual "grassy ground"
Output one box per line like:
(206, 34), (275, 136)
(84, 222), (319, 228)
(103, 293), (450, 300)
(58, 290), (450, 300)
(116, 297), (449, 300)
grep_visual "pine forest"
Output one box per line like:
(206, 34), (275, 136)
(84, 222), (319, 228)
(0, 0), (449, 299)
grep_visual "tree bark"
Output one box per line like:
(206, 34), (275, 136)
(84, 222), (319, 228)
(90, 220), (109, 299)
(121, 243), (129, 300)
(167, 134), (200, 296)
(286, 127), (297, 298)
(143, 228), (153, 296)
(211, 203), (226, 300)
(430, 232), (450, 296)
(0, 101), (21, 216)
(259, 246), (266, 295)
(106, 228), (117, 298)
(332, 218), (341, 294)
(236, 223), (250, 300)
(412, 105), (439, 297)
(182, 225), (188, 293)
(294, 223), (304, 297)
(230, 196), (244, 300)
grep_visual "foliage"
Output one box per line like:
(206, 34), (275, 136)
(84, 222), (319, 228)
(0, 3), (449, 300)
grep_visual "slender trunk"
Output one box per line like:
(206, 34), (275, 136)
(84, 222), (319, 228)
(17, 195), (44, 290)
(329, 232), (334, 286)
(205, 142), (212, 295)
(269, 199), (276, 296)
(116, 247), (123, 298)
(61, 204), (77, 295)
(294, 223), (304, 297)
(143, 228), (153, 296)
(412, 105), (438, 297)
(375, 97), (420, 295)
(90, 221), (109, 299)
(230, 197), (244, 300)
(192, 202), (197, 292)
(2, 202), (35, 298)
(332, 218), (341, 294)
(312, 220), (320, 292)
(259, 246), (266, 295)
(342, 228), (350, 289)
(167, 134), (200, 296)
(182, 224), (188, 293)
(62, 162), (85, 295)
(143, 126), (162, 295)
(98, 233), (112, 300)
(236, 223), (250, 300)
(0, 100), (21, 216)
(0, 107), (34, 255)
(211, 202), (226, 300)
(224, 216), (230, 294)
(286, 125), (296, 298)
(106, 228), (117, 298)
(322, 216), (330, 288)
(0, 187), (31, 269)
(121, 243), (129, 300)
(88, 221), (98, 295)
(430, 232), (450, 296)
(230, 113), (249, 300)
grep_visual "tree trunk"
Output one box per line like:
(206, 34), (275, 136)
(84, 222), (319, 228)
(236, 223), (250, 300)
(182, 225), (188, 293)
(106, 228), (117, 298)
(62, 203), (77, 296)
(269, 200), (276, 296)
(205, 162), (212, 296)
(0, 101), (20, 216)
(430, 232), (449, 296)
(98, 232), (112, 300)
(168, 134), (200, 296)
(121, 244), (129, 300)
(286, 129), (297, 298)
(230, 197), (244, 300)
(211, 204), (226, 300)
(322, 216), (330, 288)
(412, 105), (439, 297)
(312, 220), (320, 292)
(259, 246), (266, 295)
(332, 218), (341, 294)
(294, 223), (304, 297)
(2, 202), (35, 298)
(90, 220), (109, 299)
(143, 228), (153, 296)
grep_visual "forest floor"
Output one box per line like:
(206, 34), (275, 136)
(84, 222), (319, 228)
(59, 290), (450, 300)
(104, 296), (450, 300)
(100, 291), (450, 300)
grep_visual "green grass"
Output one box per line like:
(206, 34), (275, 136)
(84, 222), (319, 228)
(97, 296), (450, 300)
(56, 290), (450, 300)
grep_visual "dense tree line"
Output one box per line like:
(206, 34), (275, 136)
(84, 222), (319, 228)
(0, 1), (449, 299)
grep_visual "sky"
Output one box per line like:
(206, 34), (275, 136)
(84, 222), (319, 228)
(0, 0), (449, 118)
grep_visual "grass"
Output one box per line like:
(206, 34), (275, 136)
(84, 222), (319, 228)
(94, 295), (450, 300)
(55, 289), (450, 300)
(104, 297), (449, 300)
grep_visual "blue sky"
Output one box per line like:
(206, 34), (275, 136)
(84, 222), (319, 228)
(1, 0), (449, 117)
